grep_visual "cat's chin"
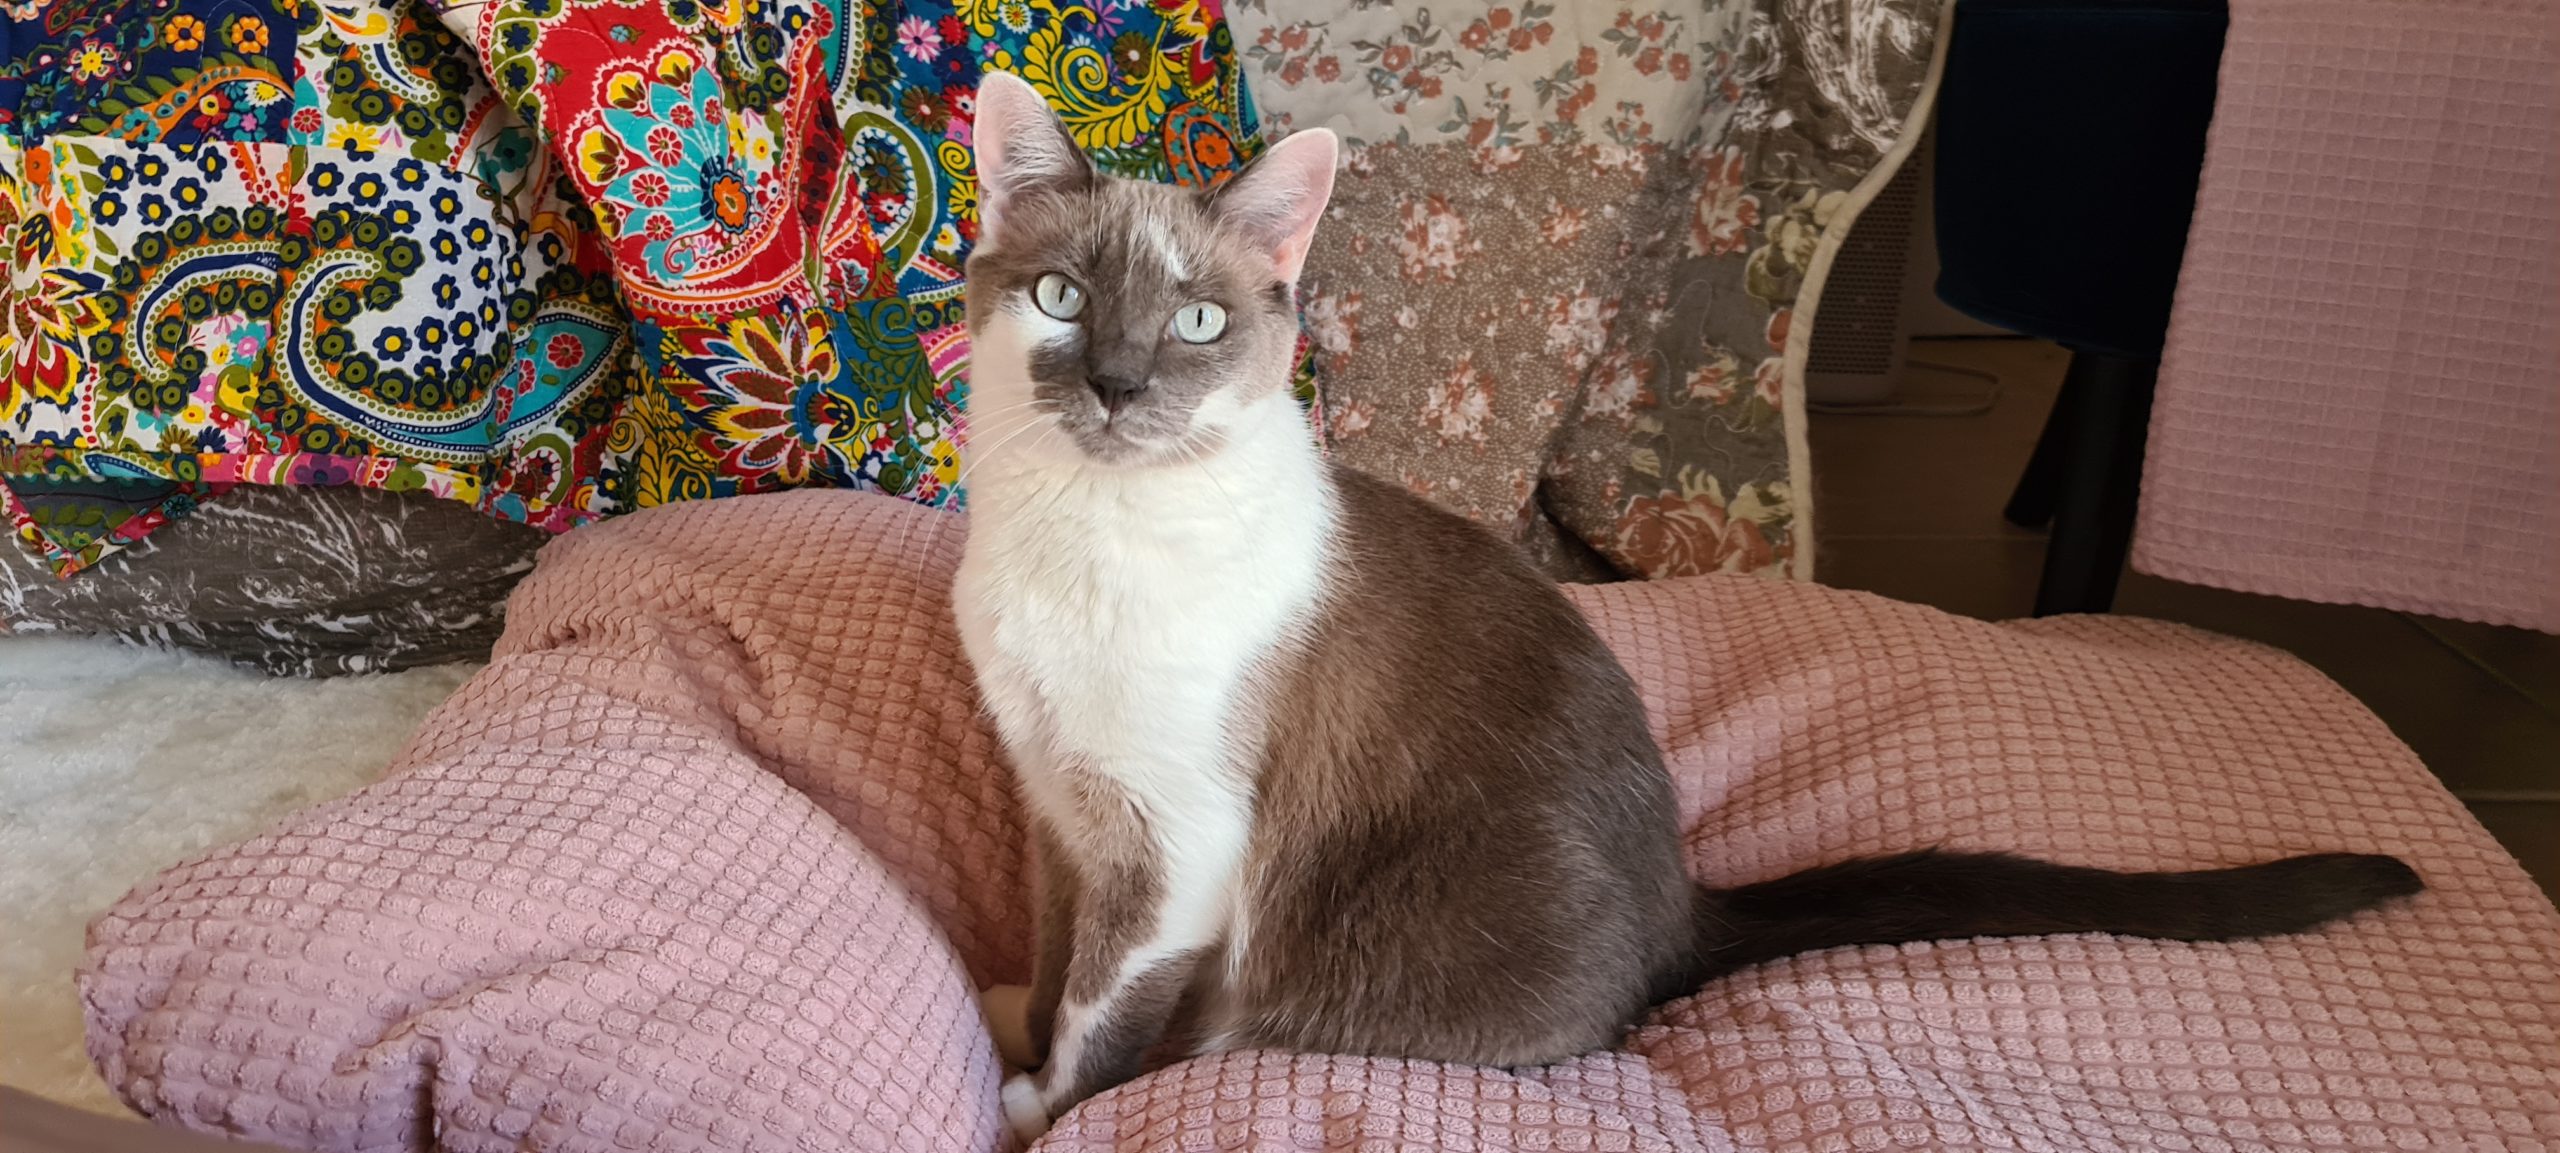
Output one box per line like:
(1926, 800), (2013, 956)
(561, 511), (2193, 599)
(1059, 424), (1225, 470)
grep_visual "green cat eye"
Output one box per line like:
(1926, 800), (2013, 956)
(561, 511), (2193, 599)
(1172, 301), (1228, 344)
(1034, 272), (1085, 320)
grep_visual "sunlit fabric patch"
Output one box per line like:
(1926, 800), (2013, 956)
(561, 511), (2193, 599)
(2, 0), (636, 575)
(466, 0), (1293, 514)
(3, 0), (1301, 576)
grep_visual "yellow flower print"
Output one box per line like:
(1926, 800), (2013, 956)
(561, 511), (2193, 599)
(575, 127), (623, 184)
(922, 437), (959, 492)
(165, 14), (206, 51)
(217, 367), (259, 413)
(72, 44), (115, 79)
(226, 15), (269, 55)
(1153, 0), (1208, 40)
(602, 69), (648, 110)
(325, 121), (379, 151)
(729, 113), (774, 166)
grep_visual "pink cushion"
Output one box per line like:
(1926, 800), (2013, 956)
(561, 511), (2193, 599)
(82, 491), (2560, 1152)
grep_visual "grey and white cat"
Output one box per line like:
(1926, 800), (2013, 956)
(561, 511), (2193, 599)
(953, 72), (2421, 1142)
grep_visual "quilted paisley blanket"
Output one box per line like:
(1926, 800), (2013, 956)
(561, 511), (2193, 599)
(0, 0), (1275, 575)
(4, 0), (1946, 585)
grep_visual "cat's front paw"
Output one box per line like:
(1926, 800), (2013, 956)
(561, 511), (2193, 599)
(1000, 1072), (1051, 1144)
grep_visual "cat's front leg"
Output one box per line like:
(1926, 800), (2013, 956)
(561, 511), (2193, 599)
(1023, 819), (1076, 1067)
(1005, 921), (1209, 1141)
(1005, 807), (1234, 1142)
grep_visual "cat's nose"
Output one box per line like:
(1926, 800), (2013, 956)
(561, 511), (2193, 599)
(1090, 374), (1144, 415)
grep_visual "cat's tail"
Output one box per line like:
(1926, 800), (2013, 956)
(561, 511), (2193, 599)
(1689, 849), (2422, 981)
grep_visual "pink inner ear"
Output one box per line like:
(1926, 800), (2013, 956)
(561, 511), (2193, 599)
(1230, 129), (1339, 284)
(973, 73), (1083, 235)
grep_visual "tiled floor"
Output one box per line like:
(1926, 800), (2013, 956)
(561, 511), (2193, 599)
(1809, 337), (2560, 900)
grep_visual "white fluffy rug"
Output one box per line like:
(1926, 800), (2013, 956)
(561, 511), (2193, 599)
(0, 636), (471, 1115)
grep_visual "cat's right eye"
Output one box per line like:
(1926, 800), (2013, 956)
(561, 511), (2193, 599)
(1033, 273), (1086, 321)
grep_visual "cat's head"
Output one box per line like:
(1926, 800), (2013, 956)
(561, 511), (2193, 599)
(964, 71), (1336, 467)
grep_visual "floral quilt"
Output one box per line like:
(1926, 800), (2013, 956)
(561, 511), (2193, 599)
(1231, 0), (1942, 581)
(1, 0), (1274, 576)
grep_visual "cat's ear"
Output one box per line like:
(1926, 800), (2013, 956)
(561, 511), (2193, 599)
(973, 71), (1091, 239)
(1210, 128), (1338, 286)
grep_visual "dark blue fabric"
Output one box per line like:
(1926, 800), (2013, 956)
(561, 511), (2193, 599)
(1931, 1), (2228, 360)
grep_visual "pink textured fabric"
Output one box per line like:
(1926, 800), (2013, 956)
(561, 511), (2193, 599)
(84, 491), (2560, 1152)
(2134, 0), (2560, 631)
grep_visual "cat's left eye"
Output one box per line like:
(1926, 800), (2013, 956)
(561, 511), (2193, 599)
(1172, 302), (1228, 344)
(1034, 272), (1086, 320)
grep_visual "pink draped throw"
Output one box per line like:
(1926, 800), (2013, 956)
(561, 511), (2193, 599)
(2136, 0), (2560, 630)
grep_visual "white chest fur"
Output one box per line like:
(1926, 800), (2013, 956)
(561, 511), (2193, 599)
(953, 392), (1332, 965)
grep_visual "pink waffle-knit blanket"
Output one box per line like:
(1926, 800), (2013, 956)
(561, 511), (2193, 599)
(2135, 0), (2560, 631)
(83, 491), (2560, 1152)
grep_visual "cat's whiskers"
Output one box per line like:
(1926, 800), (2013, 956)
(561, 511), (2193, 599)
(951, 397), (1057, 448)
(891, 499), (957, 590)
(954, 403), (1062, 492)
(908, 401), (1062, 583)
(909, 508), (962, 590)
(965, 421), (1067, 577)
(890, 404), (1059, 586)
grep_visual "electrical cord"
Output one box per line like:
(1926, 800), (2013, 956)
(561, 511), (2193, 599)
(1808, 358), (2004, 418)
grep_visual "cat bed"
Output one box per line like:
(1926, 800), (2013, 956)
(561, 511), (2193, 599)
(81, 491), (2560, 1152)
